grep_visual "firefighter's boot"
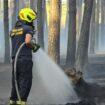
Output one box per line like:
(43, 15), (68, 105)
(16, 100), (26, 105)
(9, 100), (16, 105)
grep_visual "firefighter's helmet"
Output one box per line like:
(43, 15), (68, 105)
(19, 8), (37, 23)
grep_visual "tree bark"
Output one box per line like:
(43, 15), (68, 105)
(48, 0), (60, 63)
(37, 0), (44, 49)
(75, 0), (93, 71)
(66, 0), (76, 68)
(4, 0), (10, 63)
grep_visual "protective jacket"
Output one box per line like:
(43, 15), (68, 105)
(10, 20), (34, 60)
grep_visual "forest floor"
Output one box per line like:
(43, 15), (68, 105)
(0, 62), (105, 105)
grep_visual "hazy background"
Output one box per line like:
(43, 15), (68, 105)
(1, 0), (105, 64)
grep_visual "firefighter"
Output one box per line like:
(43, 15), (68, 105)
(9, 8), (40, 105)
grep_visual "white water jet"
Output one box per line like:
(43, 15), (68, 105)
(29, 49), (79, 104)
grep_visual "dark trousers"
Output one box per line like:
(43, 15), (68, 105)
(10, 59), (33, 101)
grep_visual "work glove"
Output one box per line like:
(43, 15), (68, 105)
(32, 43), (40, 53)
(29, 39), (40, 53)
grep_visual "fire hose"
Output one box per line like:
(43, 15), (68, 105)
(14, 42), (25, 105)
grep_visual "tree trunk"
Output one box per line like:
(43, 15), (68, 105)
(12, 0), (19, 28)
(75, 0), (93, 71)
(77, 0), (82, 37)
(37, 0), (44, 49)
(30, 0), (37, 10)
(48, 0), (60, 63)
(101, 0), (104, 24)
(19, 0), (25, 9)
(95, 0), (99, 51)
(89, 0), (95, 54)
(66, 0), (76, 68)
(4, 0), (10, 63)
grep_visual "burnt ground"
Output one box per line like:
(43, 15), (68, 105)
(0, 63), (105, 105)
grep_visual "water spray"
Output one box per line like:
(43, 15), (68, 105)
(29, 49), (80, 104)
(14, 42), (25, 105)
(14, 42), (80, 104)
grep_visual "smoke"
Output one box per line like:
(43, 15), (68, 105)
(29, 49), (79, 104)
